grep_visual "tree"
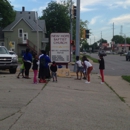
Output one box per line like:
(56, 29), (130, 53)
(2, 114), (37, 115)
(126, 37), (130, 44)
(80, 39), (89, 52)
(72, 19), (89, 44)
(0, 0), (16, 28)
(80, 20), (88, 39)
(111, 35), (124, 44)
(97, 38), (107, 46)
(40, 1), (70, 37)
(40, 1), (70, 52)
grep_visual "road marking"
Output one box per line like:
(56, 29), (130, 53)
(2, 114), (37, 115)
(111, 68), (115, 70)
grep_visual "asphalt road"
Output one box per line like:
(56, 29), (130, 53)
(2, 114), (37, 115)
(89, 53), (130, 76)
(0, 53), (129, 76)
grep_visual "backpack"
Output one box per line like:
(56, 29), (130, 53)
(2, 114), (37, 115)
(40, 56), (46, 67)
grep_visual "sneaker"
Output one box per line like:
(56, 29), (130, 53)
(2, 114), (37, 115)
(39, 79), (44, 83)
(101, 82), (104, 84)
(85, 81), (90, 84)
(43, 80), (47, 83)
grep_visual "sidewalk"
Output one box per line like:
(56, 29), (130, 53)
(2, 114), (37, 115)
(0, 71), (130, 130)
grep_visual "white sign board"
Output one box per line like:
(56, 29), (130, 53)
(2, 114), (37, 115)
(50, 33), (70, 63)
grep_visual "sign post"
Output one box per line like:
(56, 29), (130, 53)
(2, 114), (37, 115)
(50, 33), (70, 68)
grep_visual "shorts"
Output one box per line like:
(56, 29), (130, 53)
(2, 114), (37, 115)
(77, 66), (83, 72)
(20, 69), (24, 73)
(51, 72), (57, 77)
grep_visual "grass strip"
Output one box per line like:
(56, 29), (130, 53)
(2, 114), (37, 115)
(122, 75), (130, 83)
(105, 82), (125, 103)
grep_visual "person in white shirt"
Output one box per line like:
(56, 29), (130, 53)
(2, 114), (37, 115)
(82, 56), (93, 83)
(75, 56), (83, 80)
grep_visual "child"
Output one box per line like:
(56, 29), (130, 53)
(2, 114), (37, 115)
(98, 55), (105, 84)
(82, 56), (93, 83)
(17, 57), (25, 78)
(75, 56), (83, 80)
(32, 54), (38, 84)
(50, 61), (57, 82)
(82, 57), (86, 80)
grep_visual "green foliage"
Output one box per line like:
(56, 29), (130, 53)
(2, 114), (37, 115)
(111, 35), (125, 44)
(80, 40), (89, 51)
(97, 38), (107, 46)
(40, 1), (70, 37)
(40, 1), (70, 52)
(0, 0), (16, 28)
(122, 75), (130, 83)
(83, 55), (98, 63)
(126, 37), (130, 44)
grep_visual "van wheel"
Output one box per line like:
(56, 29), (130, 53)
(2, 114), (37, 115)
(9, 68), (17, 74)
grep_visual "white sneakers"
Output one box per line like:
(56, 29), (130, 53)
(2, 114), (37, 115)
(101, 82), (104, 84)
(85, 81), (104, 84)
(85, 81), (90, 84)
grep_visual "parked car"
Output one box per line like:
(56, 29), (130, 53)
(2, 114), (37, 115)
(0, 46), (18, 74)
(126, 51), (130, 61)
(8, 50), (18, 58)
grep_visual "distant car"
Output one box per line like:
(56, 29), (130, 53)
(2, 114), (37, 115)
(126, 51), (130, 61)
(105, 51), (111, 54)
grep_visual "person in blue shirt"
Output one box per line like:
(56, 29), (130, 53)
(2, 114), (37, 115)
(23, 48), (32, 79)
(39, 51), (51, 83)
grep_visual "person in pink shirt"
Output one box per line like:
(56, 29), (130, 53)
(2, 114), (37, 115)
(82, 56), (93, 83)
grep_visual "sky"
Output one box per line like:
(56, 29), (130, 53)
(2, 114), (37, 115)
(9, 0), (130, 45)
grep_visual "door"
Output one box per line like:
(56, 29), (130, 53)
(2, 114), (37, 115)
(23, 33), (28, 44)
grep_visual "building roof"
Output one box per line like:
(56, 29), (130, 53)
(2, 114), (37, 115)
(3, 7), (46, 33)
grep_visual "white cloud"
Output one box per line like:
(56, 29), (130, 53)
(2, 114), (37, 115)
(90, 16), (101, 25)
(108, 0), (130, 9)
(108, 14), (130, 25)
(32, 6), (45, 16)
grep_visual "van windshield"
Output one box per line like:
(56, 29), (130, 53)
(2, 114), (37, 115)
(0, 47), (9, 54)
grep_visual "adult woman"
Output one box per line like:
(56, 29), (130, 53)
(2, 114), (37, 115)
(39, 51), (51, 83)
(23, 48), (32, 78)
(98, 55), (105, 84)
(82, 56), (93, 83)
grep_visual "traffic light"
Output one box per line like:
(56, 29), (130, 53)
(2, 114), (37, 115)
(86, 29), (89, 39)
(73, 6), (76, 19)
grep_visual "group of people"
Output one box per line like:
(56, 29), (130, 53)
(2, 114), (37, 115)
(75, 55), (105, 84)
(17, 48), (58, 84)
(17, 48), (105, 84)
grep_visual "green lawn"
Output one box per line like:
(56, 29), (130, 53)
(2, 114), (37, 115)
(85, 55), (99, 63)
(73, 54), (98, 63)
(122, 76), (130, 83)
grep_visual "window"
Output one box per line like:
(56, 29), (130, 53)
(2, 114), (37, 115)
(18, 29), (23, 38)
(0, 47), (8, 54)
(0, 42), (4, 46)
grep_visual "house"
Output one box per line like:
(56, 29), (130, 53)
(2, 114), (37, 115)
(2, 7), (48, 56)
